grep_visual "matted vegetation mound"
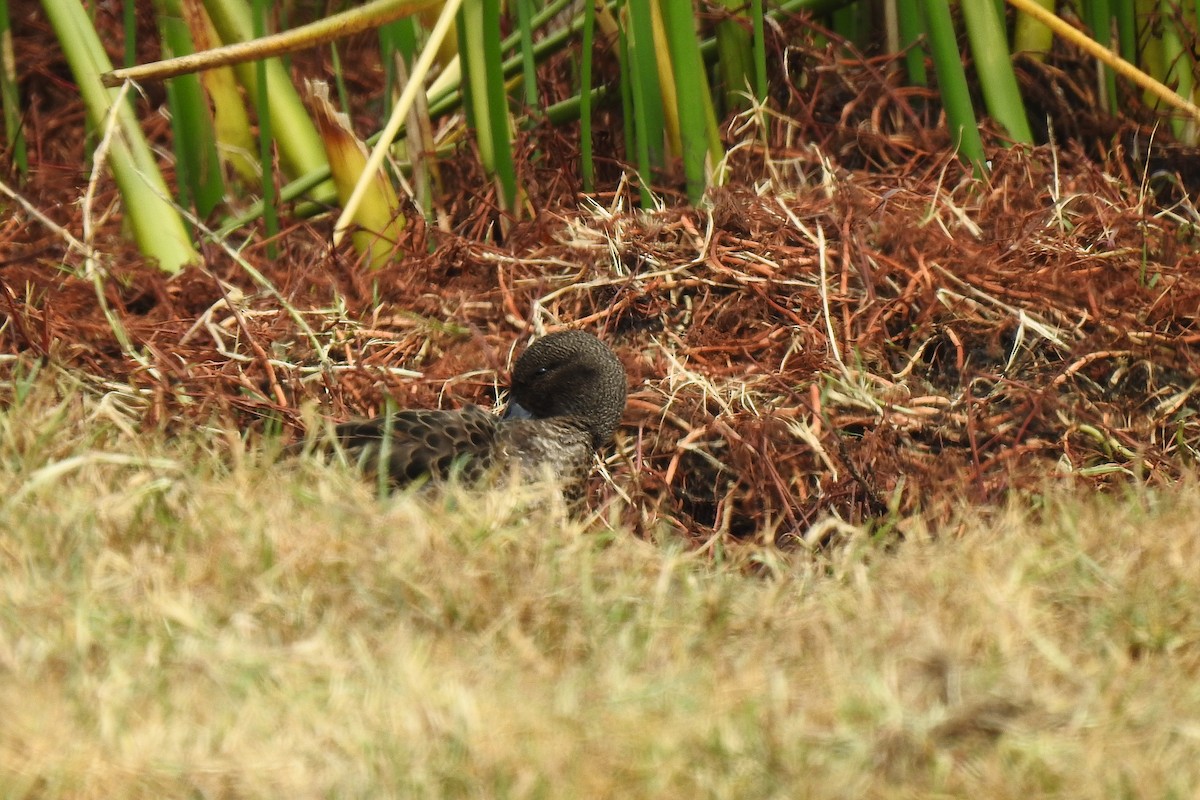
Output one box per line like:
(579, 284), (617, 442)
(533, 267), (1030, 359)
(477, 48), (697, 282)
(5, 11), (1200, 543)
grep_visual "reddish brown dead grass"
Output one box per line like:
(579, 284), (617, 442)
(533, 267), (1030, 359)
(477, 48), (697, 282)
(5, 10), (1200, 544)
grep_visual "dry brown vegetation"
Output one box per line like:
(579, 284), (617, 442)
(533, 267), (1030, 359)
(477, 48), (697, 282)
(4, 7), (1200, 795)
(7, 11), (1200, 541)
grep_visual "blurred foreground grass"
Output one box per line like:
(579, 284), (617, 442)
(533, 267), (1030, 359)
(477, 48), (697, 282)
(2, 375), (1199, 798)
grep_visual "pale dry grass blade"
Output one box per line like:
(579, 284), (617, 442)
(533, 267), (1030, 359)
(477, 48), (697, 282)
(3, 374), (1200, 796)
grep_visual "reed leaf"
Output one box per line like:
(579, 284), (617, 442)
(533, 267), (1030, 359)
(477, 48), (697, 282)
(307, 81), (404, 270)
(715, 0), (755, 115)
(1086, 0), (1118, 112)
(514, 0), (540, 118)
(750, 0), (768, 101)
(649, 3), (683, 159)
(1158, 0), (1197, 140)
(458, 0), (518, 212)
(962, 0), (1033, 144)
(895, 0), (929, 85)
(1013, 0), (1054, 60)
(580, 0), (597, 191)
(333, 0), (462, 248)
(202, 0), (335, 201)
(660, 0), (725, 201)
(920, 0), (986, 173)
(1114, 0), (1138, 65)
(252, 0), (279, 256)
(623, 0), (665, 204)
(156, 0), (225, 219)
(0, 0), (26, 176)
(41, 0), (198, 271)
(180, 0), (258, 187)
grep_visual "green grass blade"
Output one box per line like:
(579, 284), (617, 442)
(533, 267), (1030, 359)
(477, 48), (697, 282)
(455, 4), (477, 132)
(417, 0), (607, 128)
(896, 0), (928, 84)
(514, 0), (540, 119)
(0, 0), (27, 176)
(379, 16), (418, 110)
(252, 0), (279, 257)
(1158, 0), (1197, 141)
(614, 18), (641, 202)
(580, 0), (596, 192)
(459, 0), (518, 212)
(751, 0), (767, 101)
(1114, 0), (1138, 65)
(715, 0), (754, 115)
(545, 85), (608, 125)
(123, 0), (137, 68)
(660, 0), (725, 201)
(623, 2), (660, 206)
(961, 0), (1033, 144)
(157, 0), (225, 219)
(1086, 0), (1118, 113)
(330, 43), (352, 118)
(626, 0), (666, 173)
(830, 0), (869, 48)
(649, 3), (682, 159)
(920, 0), (986, 174)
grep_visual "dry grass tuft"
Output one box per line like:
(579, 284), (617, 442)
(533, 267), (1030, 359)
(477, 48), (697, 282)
(3, 379), (1200, 797)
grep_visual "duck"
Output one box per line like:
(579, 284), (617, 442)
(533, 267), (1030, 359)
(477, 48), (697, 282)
(297, 330), (627, 491)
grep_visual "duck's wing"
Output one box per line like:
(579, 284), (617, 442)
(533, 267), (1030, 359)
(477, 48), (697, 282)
(332, 405), (499, 485)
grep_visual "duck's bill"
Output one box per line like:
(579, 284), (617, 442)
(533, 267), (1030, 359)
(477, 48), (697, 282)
(502, 401), (533, 421)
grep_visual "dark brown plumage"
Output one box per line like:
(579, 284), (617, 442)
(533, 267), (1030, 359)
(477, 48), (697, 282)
(300, 330), (627, 491)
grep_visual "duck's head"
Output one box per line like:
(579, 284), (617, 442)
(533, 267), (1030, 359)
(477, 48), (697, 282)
(504, 330), (627, 448)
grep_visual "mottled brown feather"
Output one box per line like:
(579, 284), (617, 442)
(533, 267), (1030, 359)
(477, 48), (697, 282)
(333, 405), (501, 484)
